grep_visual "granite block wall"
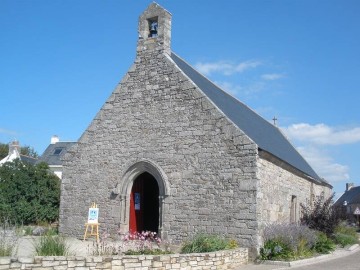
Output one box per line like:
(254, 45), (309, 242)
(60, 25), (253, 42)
(59, 44), (260, 250)
(257, 154), (332, 226)
(0, 248), (248, 270)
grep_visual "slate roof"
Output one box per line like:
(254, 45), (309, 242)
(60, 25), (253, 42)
(20, 155), (38, 165)
(0, 144), (38, 166)
(170, 52), (329, 186)
(335, 186), (360, 206)
(38, 142), (76, 166)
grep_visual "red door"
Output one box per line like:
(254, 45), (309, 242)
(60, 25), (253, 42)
(129, 178), (144, 232)
(129, 173), (160, 233)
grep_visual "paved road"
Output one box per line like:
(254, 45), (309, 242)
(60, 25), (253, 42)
(288, 249), (360, 270)
(235, 248), (360, 270)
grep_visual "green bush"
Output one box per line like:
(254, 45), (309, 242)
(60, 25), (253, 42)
(34, 234), (69, 256)
(0, 160), (60, 224)
(296, 237), (314, 258)
(24, 226), (34, 236)
(333, 233), (358, 247)
(180, 233), (237, 254)
(260, 239), (294, 260)
(312, 232), (335, 254)
(332, 224), (359, 247)
(334, 224), (358, 238)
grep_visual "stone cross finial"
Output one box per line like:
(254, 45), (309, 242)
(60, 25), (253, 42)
(272, 116), (278, 126)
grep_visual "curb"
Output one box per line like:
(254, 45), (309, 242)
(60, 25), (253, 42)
(255, 244), (359, 267)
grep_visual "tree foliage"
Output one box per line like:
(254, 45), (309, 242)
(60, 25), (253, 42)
(300, 193), (345, 236)
(0, 160), (60, 224)
(0, 142), (39, 160)
(20, 145), (39, 158)
(0, 143), (8, 160)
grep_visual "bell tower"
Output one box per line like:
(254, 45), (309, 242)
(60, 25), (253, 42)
(137, 2), (172, 55)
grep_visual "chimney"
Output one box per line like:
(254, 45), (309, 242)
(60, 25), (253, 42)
(9, 140), (20, 155)
(51, 135), (60, 144)
(346, 183), (354, 191)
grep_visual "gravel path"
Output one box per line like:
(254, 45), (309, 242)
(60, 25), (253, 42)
(16, 236), (101, 257)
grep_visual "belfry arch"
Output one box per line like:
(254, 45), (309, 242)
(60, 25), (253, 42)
(117, 160), (170, 238)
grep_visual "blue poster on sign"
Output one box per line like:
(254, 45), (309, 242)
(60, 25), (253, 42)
(135, 193), (140, 210)
(88, 208), (99, 223)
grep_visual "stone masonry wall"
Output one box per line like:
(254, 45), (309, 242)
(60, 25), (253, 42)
(0, 248), (248, 270)
(60, 43), (260, 250)
(257, 155), (332, 226)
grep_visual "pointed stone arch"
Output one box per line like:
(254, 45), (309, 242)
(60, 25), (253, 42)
(117, 159), (170, 238)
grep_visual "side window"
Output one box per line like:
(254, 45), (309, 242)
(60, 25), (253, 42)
(290, 195), (297, 223)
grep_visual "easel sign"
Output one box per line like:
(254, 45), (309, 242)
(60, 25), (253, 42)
(84, 202), (100, 241)
(88, 207), (99, 223)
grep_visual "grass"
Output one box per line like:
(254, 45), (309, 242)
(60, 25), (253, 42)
(333, 233), (358, 247)
(333, 224), (359, 247)
(0, 220), (18, 257)
(34, 233), (69, 256)
(180, 233), (238, 254)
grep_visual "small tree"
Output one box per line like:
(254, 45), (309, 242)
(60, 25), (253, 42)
(0, 143), (8, 160)
(20, 145), (39, 158)
(0, 142), (38, 159)
(0, 160), (60, 224)
(300, 193), (345, 236)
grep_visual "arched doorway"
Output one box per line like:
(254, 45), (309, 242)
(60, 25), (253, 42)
(117, 159), (170, 237)
(129, 172), (159, 233)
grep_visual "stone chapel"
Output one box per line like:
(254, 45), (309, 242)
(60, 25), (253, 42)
(59, 3), (332, 253)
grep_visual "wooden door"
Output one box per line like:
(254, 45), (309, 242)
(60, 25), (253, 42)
(129, 173), (160, 233)
(129, 178), (144, 232)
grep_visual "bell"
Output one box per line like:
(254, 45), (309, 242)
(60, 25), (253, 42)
(150, 22), (158, 31)
(149, 21), (158, 38)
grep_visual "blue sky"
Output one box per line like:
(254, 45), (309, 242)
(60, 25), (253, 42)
(1, 0), (359, 198)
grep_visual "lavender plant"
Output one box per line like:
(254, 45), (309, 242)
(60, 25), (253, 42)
(260, 223), (317, 260)
(263, 223), (317, 251)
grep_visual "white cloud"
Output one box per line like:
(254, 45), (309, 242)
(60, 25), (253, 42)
(0, 128), (18, 136)
(280, 122), (360, 185)
(261, 73), (285, 81)
(296, 146), (349, 183)
(195, 60), (262, 76)
(215, 80), (265, 98)
(283, 123), (360, 145)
